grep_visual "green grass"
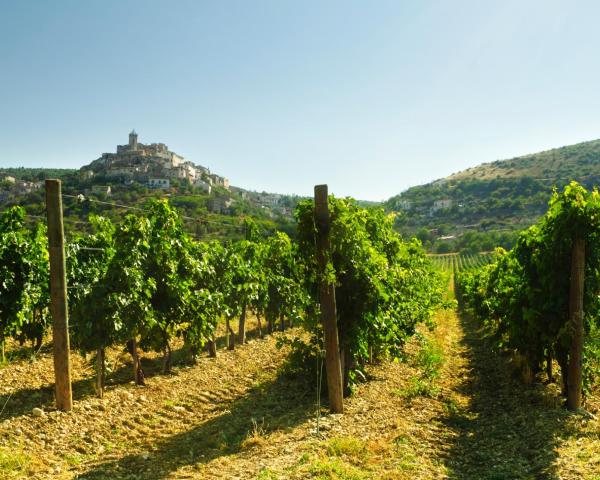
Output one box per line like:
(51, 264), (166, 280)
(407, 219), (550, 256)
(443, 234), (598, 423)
(414, 338), (444, 381)
(308, 457), (368, 480)
(326, 437), (368, 465)
(398, 376), (439, 400)
(62, 452), (84, 466)
(0, 447), (32, 478)
(256, 468), (279, 479)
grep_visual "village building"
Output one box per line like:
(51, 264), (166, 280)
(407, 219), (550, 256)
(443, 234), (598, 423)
(15, 181), (41, 195)
(208, 174), (229, 189)
(0, 175), (16, 184)
(396, 199), (412, 210)
(256, 193), (281, 207)
(229, 186), (248, 199)
(90, 185), (112, 196)
(208, 196), (233, 214)
(80, 169), (94, 180)
(430, 199), (453, 214)
(148, 178), (171, 189)
(86, 131), (228, 189)
(193, 178), (211, 194)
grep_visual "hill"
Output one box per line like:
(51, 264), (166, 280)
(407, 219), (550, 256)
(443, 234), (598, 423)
(0, 167), (301, 241)
(0, 131), (307, 241)
(386, 138), (600, 253)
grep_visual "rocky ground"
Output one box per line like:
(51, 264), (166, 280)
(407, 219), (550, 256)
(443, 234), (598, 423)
(0, 288), (599, 479)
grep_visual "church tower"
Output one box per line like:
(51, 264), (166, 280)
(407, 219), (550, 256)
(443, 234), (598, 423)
(129, 130), (138, 150)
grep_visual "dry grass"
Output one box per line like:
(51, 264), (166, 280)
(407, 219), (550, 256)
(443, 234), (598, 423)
(241, 418), (268, 450)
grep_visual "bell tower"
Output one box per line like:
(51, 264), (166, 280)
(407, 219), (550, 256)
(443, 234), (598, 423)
(129, 130), (138, 150)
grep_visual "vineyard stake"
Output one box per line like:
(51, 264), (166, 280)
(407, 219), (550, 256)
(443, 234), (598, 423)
(567, 236), (585, 411)
(45, 179), (73, 411)
(96, 348), (105, 399)
(314, 184), (344, 414)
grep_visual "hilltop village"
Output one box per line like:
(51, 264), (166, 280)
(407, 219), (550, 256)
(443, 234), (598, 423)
(83, 130), (229, 193)
(0, 132), (297, 219)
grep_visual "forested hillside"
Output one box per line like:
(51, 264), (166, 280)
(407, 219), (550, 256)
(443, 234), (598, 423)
(387, 138), (600, 253)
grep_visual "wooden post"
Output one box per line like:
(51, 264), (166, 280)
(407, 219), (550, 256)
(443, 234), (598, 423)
(226, 317), (235, 350)
(567, 236), (585, 411)
(207, 337), (217, 357)
(256, 312), (263, 338)
(238, 303), (247, 344)
(314, 184), (344, 414)
(96, 348), (105, 399)
(195, 219), (202, 240)
(45, 179), (73, 411)
(130, 337), (145, 385)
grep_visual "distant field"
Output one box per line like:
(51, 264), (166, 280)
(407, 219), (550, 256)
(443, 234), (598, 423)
(429, 251), (495, 272)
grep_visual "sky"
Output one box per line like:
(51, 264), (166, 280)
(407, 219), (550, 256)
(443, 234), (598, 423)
(2, 0), (600, 200)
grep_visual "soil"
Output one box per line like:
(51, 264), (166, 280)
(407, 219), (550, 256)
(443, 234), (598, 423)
(0, 296), (598, 479)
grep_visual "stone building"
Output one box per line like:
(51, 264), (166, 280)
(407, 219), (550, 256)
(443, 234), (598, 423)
(194, 178), (211, 194)
(102, 131), (178, 176)
(148, 178), (170, 189)
(208, 196), (233, 213)
(396, 199), (412, 210)
(91, 185), (112, 196)
(0, 175), (16, 184)
(208, 174), (230, 189)
(86, 131), (229, 188)
(430, 199), (453, 215)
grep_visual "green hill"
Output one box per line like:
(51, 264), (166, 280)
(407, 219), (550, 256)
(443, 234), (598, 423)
(0, 168), (299, 241)
(387, 138), (600, 253)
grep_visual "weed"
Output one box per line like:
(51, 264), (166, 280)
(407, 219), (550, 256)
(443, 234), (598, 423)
(443, 397), (460, 415)
(256, 468), (279, 479)
(414, 338), (445, 381)
(398, 376), (439, 400)
(326, 436), (368, 464)
(308, 457), (368, 480)
(241, 417), (267, 449)
(63, 453), (83, 466)
(399, 337), (444, 400)
(0, 447), (32, 478)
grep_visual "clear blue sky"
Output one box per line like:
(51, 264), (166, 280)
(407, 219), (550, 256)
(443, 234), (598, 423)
(2, 0), (600, 200)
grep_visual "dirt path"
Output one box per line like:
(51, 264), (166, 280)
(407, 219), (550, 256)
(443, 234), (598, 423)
(1, 295), (599, 479)
(441, 306), (599, 479)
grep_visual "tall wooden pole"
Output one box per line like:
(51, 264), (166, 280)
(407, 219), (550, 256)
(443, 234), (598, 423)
(567, 236), (585, 411)
(314, 184), (344, 414)
(45, 179), (73, 411)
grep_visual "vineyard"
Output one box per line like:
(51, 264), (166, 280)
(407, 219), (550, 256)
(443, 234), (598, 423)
(0, 184), (444, 398)
(429, 251), (494, 273)
(455, 182), (600, 409)
(0, 181), (599, 479)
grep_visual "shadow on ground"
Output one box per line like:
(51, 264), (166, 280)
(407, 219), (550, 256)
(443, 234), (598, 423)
(0, 355), (175, 421)
(441, 308), (577, 480)
(75, 367), (315, 479)
(0, 322), (274, 422)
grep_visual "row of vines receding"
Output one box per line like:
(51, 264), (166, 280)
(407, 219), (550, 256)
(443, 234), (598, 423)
(0, 195), (445, 401)
(455, 181), (600, 404)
